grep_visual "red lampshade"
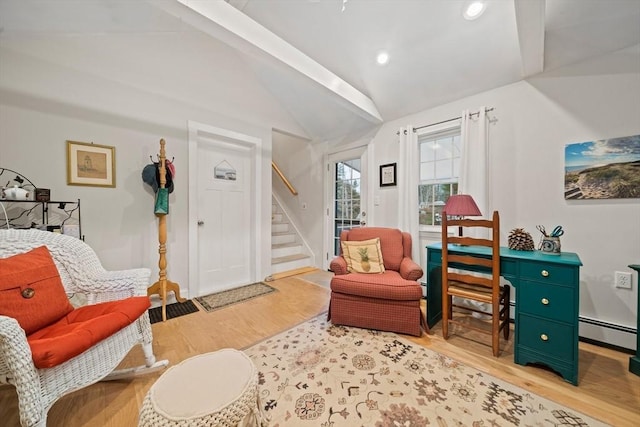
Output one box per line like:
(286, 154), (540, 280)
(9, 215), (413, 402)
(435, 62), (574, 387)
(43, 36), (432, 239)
(443, 194), (482, 217)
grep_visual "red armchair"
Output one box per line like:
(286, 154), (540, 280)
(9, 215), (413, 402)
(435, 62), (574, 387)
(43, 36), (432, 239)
(328, 227), (427, 336)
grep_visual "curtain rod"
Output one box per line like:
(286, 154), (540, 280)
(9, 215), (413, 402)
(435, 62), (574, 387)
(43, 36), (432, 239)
(411, 107), (494, 133)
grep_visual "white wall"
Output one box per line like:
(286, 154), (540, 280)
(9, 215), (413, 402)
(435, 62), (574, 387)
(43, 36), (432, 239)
(0, 33), (307, 297)
(368, 46), (640, 349)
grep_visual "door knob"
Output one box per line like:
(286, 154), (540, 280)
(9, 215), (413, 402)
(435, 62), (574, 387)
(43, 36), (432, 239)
(197, 220), (204, 226)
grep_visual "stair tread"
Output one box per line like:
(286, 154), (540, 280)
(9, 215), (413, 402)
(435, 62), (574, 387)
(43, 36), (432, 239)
(272, 242), (302, 249)
(272, 197), (310, 270)
(269, 266), (318, 280)
(272, 253), (310, 264)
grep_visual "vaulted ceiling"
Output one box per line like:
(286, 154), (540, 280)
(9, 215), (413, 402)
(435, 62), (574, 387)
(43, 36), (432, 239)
(1, 0), (639, 141)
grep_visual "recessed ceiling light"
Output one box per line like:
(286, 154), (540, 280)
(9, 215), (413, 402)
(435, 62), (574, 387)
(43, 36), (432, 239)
(463, 1), (486, 20)
(376, 51), (389, 65)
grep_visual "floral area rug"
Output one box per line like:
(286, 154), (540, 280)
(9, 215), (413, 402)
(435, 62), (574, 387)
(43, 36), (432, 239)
(244, 315), (608, 427)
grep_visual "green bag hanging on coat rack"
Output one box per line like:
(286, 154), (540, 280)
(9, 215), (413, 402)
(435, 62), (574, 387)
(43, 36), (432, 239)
(154, 187), (169, 215)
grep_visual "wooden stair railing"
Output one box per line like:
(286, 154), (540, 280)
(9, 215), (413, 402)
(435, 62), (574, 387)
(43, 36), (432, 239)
(272, 161), (298, 196)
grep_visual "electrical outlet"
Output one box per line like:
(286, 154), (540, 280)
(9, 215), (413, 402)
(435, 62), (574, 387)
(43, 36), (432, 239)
(614, 271), (632, 289)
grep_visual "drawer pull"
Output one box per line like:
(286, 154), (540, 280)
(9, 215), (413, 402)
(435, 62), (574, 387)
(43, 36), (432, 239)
(541, 298), (549, 305)
(541, 270), (549, 277)
(540, 334), (549, 341)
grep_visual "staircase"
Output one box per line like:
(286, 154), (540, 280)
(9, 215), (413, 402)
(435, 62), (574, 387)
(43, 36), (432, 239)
(271, 199), (311, 274)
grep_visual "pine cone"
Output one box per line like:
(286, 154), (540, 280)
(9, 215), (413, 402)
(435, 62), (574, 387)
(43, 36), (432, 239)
(508, 228), (535, 251)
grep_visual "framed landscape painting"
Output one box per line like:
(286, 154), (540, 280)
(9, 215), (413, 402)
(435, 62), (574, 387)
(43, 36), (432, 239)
(564, 134), (640, 199)
(67, 140), (116, 187)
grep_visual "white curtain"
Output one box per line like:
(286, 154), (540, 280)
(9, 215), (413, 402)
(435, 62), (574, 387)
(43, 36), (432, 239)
(459, 107), (490, 217)
(457, 107), (493, 315)
(397, 125), (420, 261)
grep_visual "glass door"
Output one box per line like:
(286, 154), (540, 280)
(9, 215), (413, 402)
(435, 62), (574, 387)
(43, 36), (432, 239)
(327, 146), (368, 264)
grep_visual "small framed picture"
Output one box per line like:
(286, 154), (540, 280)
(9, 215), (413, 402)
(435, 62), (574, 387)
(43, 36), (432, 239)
(66, 140), (116, 187)
(35, 188), (51, 202)
(380, 162), (397, 187)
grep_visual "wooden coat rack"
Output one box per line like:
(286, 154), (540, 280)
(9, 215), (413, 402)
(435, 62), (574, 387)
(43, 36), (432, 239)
(147, 138), (185, 321)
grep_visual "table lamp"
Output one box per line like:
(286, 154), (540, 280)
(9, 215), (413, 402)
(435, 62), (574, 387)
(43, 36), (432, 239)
(443, 194), (482, 236)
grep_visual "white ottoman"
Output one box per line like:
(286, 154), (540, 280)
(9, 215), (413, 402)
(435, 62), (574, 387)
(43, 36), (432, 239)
(139, 348), (267, 427)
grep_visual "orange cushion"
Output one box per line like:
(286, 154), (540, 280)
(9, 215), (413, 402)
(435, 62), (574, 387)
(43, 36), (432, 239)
(0, 246), (74, 335)
(27, 296), (150, 369)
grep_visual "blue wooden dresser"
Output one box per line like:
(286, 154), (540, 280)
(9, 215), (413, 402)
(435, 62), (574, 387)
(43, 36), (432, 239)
(426, 243), (583, 385)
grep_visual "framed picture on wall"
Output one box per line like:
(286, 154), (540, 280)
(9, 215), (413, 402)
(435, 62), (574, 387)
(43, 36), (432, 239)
(66, 140), (116, 187)
(380, 162), (397, 187)
(564, 134), (640, 199)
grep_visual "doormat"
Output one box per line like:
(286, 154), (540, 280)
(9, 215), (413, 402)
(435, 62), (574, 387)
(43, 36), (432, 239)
(148, 300), (199, 324)
(194, 282), (276, 312)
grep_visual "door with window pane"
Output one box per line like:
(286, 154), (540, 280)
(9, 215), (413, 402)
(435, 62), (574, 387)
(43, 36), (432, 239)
(328, 147), (368, 261)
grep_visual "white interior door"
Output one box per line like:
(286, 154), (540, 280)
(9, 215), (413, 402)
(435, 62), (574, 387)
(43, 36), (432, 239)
(325, 146), (369, 268)
(188, 122), (261, 297)
(197, 139), (251, 295)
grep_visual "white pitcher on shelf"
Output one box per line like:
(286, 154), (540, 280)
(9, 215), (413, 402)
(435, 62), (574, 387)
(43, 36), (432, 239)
(2, 185), (30, 200)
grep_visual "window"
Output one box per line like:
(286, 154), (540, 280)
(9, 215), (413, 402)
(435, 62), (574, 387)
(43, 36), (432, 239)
(334, 159), (361, 255)
(418, 128), (461, 226)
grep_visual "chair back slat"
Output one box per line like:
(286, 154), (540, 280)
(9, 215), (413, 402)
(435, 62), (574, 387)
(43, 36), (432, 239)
(447, 272), (493, 288)
(447, 236), (493, 247)
(447, 218), (494, 228)
(448, 254), (493, 269)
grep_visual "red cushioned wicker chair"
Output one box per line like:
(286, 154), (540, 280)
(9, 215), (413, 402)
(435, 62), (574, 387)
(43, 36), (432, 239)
(328, 227), (428, 336)
(0, 229), (168, 427)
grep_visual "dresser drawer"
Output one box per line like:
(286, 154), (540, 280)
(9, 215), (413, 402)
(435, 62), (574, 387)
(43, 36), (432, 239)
(501, 257), (517, 279)
(517, 314), (575, 361)
(519, 280), (575, 323)
(519, 261), (576, 284)
(427, 249), (442, 265)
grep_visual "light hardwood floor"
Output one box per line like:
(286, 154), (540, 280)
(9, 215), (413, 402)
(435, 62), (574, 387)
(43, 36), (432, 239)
(1, 273), (638, 426)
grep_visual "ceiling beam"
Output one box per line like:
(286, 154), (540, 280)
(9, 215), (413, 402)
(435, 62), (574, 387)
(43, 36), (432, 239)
(514, 0), (545, 77)
(159, 0), (382, 124)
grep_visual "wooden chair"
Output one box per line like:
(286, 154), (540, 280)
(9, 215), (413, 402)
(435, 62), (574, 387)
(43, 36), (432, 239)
(441, 210), (510, 356)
